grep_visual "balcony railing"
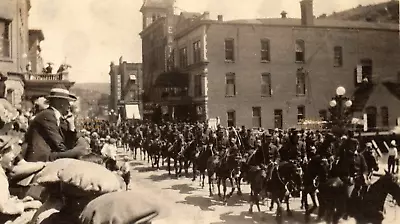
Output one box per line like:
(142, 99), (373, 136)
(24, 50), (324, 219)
(28, 73), (69, 81)
(0, 38), (11, 58)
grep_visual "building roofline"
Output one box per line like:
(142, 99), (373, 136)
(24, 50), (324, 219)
(174, 18), (399, 39)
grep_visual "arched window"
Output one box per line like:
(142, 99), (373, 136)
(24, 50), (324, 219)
(366, 106), (377, 130)
(381, 106), (389, 127)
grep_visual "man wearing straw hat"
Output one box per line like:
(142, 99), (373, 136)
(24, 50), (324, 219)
(23, 84), (85, 162)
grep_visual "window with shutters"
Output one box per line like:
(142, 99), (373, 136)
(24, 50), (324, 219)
(296, 71), (306, 95)
(333, 46), (343, 67)
(261, 39), (270, 62)
(252, 107), (262, 128)
(179, 47), (188, 68)
(261, 73), (272, 97)
(295, 40), (305, 63)
(297, 105), (305, 123)
(381, 106), (389, 127)
(0, 19), (11, 58)
(227, 110), (236, 127)
(225, 39), (234, 61)
(193, 40), (201, 64)
(366, 106), (377, 130)
(361, 58), (373, 83)
(225, 73), (236, 97)
(274, 109), (283, 129)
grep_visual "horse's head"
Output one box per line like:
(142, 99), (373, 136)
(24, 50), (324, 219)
(381, 170), (400, 206)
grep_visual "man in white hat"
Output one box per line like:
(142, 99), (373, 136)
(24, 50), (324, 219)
(23, 84), (85, 162)
(388, 140), (398, 174)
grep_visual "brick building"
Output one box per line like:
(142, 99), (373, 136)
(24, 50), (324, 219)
(140, 0), (400, 130)
(109, 57), (143, 120)
(0, 0), (31, 108)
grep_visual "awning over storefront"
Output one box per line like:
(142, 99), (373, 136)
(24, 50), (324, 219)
(154, 70), (188, 88)
(125, 104), (141, 120)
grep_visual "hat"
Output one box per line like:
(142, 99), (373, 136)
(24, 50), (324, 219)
(109, 138), (117, 144)
(46, 84), (77, 101)
(366, 142), (373, 147)
(391, 140), (396, 146)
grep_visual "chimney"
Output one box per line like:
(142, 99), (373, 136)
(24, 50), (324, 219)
(217, 15), (223, 22)
(281, 11), (287, 18)
(300, 0), (314, 26)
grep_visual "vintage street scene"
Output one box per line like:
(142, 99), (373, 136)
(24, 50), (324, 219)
(0, 0), (400, 223)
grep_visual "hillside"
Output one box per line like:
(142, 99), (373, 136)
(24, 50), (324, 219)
(325, 0), (399, 23)
(70, 83), (110, 95)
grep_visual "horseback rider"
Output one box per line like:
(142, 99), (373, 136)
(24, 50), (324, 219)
(263, 133), (280, 181)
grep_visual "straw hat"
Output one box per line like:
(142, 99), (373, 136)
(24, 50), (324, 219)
(391, 140), (396, 146)
(45, 84), (77, 101)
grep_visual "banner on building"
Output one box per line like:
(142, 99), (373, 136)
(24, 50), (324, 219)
(125, 104), (141, 120)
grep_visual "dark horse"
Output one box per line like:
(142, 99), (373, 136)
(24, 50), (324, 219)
(192, 143), (214, 188)
(362, 149), (380, 180)
(302, 155), (331, 223)
(263, 161), (303, 224)
(216, 152), (243, 203)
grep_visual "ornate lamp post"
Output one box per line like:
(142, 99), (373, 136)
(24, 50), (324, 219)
(329, 86), (353, 135)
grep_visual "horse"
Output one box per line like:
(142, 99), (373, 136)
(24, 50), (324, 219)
(321, 170), (400, 224)
(177, 140), (197, 176)
(302, 155), (331, 222)
(215, 151), (243, 203)
(192, 143), (214, 188)
(264, 161), (303, 224)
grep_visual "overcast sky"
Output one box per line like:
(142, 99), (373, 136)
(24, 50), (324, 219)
(29, 0), (389, 83)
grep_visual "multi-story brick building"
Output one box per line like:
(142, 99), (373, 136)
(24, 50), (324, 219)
(140, 0), (400, 130)
(0, 0), (31, 108)
(109, 57), (143, 120)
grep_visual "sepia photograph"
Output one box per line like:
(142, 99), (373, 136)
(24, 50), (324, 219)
(0, 0), (400, 223)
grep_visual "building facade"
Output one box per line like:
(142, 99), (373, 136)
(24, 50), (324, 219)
(141, 0), (400, 130)
(0, 0), (31, 108)
(109, 57), (143, 120)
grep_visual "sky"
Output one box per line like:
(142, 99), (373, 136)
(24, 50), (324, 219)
(29, 0), (390, 83)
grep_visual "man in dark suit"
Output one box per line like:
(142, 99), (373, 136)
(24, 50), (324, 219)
(23, 85), (86, 162)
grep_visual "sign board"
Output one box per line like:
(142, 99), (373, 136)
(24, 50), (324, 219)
(125, 104), (141, 120)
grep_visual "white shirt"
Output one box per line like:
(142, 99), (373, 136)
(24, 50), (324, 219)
(101, 143), (117, 160)
(388, 147), (398, 158)
(51, 107), (62, 126)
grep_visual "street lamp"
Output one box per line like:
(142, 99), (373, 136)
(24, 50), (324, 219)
(329, 86), (353, 135)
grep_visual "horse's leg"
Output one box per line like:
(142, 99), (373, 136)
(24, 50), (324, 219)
(223, 178), (228, 203)
(236, 177), (242, 196)
(275, 196), (283, 224)
(202, 172), (205, 188)
(217, 177), (222, 198)
(249, 189), (254, 214)
(167, 156), (171, 175)
(208, 173), (214, 196)
(269, 199), (274, 211)
(228, 177), (235, 198)
(285, 195), (293, 217)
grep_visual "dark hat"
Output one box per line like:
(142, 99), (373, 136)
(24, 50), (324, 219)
(46, 84), (77, 101)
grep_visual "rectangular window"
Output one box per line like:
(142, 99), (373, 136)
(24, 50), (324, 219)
(274, 109), (283, 129)
(261, 39), (270, 62)
(333, 46), (343, 67)
(295, 40), (305, 63)
(381, 107), (389, 127)
(179, 47), (188, 68)
(319, 109), (328, 121)
(0, 19), (11, 58)
(194, 75), (202, 97)
(296, 71), (306, 95)
(225, 73), (236, 97)
(261, 73), (272, 97)
(168, 49), (175, 70)
(227, 110), (236, 127)
(297, 105), (305, 123)
(225, 39), (234, 61)
(193, 40), (201, 64)
(252, 107), (262, 128)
